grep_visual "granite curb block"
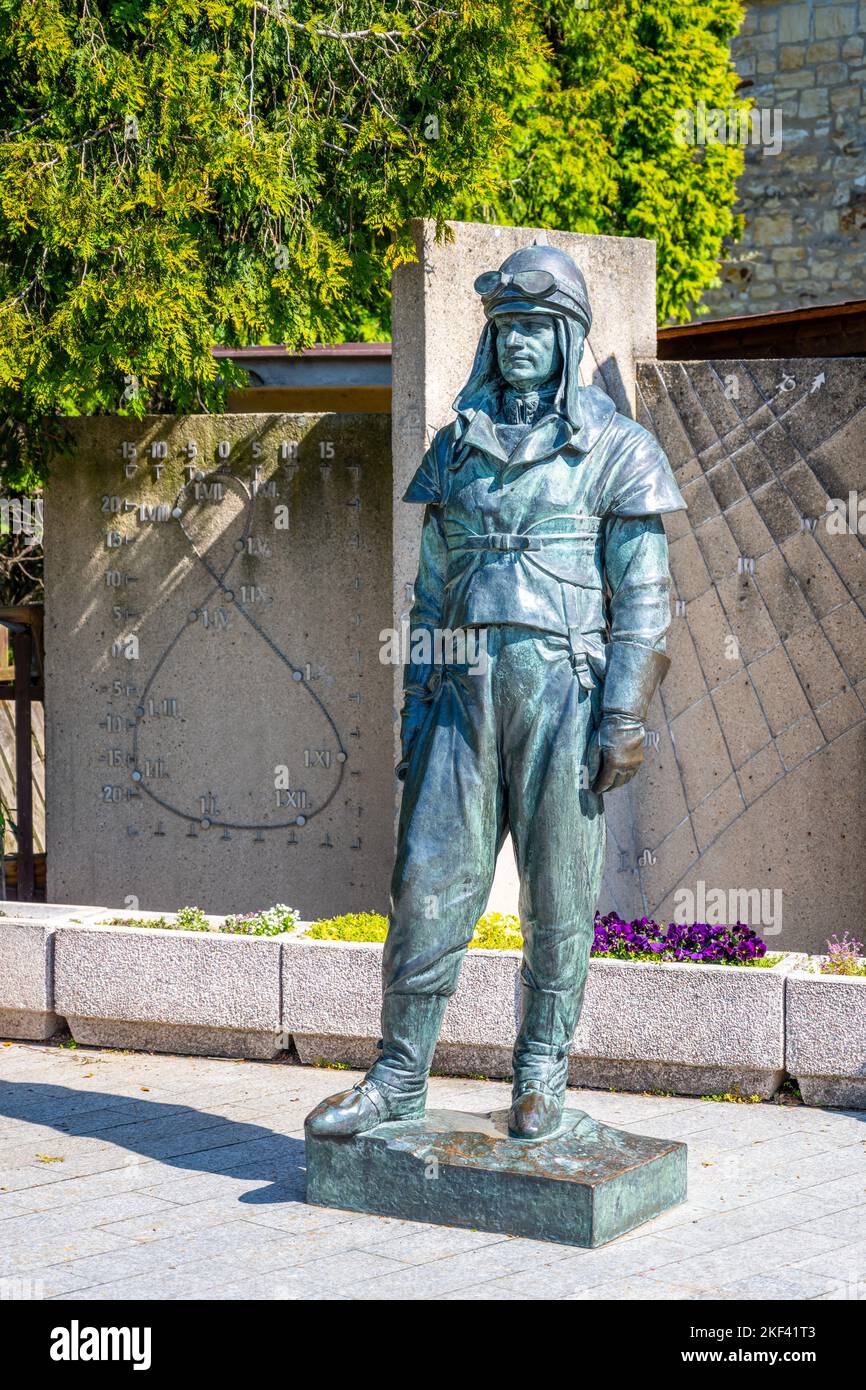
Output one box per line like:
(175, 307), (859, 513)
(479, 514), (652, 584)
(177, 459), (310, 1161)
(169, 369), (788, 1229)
(6, 907), (859, 1109)
(0, 903), (111, 1039)
(569, 953), (805, 1100)
(282, 938), (521, 1077)
(281, 938), (807, 1100)
(53, 920), (288, 1059)
(785, 964), (866, 1107)
(0, 919), (61, 1040)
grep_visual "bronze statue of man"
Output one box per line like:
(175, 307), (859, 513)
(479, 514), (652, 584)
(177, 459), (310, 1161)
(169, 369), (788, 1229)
(308, 244), (686, 1141)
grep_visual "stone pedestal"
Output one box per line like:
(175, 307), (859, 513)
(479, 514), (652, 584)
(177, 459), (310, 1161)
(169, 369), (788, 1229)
(305, 1107), (687, 1247)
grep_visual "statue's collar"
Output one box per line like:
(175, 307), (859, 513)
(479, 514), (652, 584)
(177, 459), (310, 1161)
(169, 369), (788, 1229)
(452, 385), (616, 471)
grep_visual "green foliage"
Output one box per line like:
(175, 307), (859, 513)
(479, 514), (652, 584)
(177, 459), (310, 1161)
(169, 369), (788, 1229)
(0, 1), (537, 482)
(468, 911), (523, 951)
(0, 1), (747, 487)
(221, 903), (300, 936)
(304, 910), (782, 965)
(175, 904), (212, 932)
(306, 911), (389, 942)
(304, 910), (523, 948)
(819, 934), (866, 976)
(483, 0), (748, 322)
(701, 1087), (761, 1104)
(105, 902), (299, 934)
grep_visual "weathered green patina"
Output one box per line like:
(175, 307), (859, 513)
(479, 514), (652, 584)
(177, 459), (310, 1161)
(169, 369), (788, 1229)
(306, 244), (687, 1149)
(306, 1108), (688, 1248)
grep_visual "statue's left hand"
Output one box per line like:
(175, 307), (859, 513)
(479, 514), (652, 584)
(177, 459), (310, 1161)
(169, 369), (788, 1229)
(591, 714), (645, 794)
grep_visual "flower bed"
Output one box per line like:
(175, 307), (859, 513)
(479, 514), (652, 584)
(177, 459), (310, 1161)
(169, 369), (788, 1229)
(304, 909), (779, 965)
(102, 904), (301, 937)
(592, 912), (778, 966)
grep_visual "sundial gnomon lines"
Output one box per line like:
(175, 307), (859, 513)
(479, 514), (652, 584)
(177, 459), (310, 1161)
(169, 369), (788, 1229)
(102, 434), (358, 841)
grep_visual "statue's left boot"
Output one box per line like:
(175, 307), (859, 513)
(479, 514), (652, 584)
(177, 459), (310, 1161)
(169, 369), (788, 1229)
(508, 977), (578, 1140)
(508, 1079), (564, 1139)
(305, 1076), (425, 1138)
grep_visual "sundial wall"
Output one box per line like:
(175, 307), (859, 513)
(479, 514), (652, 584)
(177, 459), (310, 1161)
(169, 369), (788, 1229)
(44, 414), (393, 917)
(603, 358), (866, 955)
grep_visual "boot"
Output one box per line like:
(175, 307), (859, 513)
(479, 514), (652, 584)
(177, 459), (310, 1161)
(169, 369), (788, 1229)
(304, 991), (448, 1139)
(508, 976), (580, 1140)
(305, 1076), (426, 1138)
(507, 1078), (564, 1140)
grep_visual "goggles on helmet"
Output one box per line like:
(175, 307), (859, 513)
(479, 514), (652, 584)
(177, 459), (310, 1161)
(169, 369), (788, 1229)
(473, 269), (558, 300)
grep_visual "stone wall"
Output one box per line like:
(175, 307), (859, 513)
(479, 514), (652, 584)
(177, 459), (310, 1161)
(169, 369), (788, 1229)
(702, 0), (866, 317)
(601, 356), (866, 954)
(44, 413), (394, 919)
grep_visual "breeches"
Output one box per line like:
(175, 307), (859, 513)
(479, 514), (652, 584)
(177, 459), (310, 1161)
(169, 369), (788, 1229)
(375, 624), (606, 1090)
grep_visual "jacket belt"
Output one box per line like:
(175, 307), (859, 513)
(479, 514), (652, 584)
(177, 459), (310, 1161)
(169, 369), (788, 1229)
(449, 529), (597, 554)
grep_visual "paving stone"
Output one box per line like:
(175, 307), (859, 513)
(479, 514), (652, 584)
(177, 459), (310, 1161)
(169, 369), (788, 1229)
(3, 1041), (865, 1300)
(356, 1223), (505, 1264)
(790, 1207), (866, 1244)
(646, 1226), (853, 1290)
(351, 1243), (563, 1299)
(720, 1270), (838, 1299)
(435, 1283), (534, 1300)
(0, 1193), (176, 1244)
(564, 1274), (735, 1301)
(789, 1239), (866, 1285)
(271, 1248), (410, 1291)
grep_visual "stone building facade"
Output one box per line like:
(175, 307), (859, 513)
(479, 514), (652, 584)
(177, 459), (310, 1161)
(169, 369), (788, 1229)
(701, 0), (866, 318)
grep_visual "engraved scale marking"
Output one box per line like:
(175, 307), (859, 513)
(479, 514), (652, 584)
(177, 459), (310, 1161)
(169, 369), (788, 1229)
(130, 465), (348, 830)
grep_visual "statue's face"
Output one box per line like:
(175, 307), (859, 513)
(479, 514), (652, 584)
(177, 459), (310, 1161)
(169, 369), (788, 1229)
(495, 313), (561, 390)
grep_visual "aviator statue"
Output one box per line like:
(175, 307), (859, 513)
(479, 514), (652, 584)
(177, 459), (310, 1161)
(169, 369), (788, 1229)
(307, 244), (687, 1142)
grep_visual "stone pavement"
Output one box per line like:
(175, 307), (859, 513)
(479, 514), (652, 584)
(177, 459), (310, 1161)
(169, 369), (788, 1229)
(0, 1039), (864, 1301)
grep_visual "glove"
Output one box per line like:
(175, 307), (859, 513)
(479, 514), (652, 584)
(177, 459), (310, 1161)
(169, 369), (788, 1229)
(591, 713), (645, 794)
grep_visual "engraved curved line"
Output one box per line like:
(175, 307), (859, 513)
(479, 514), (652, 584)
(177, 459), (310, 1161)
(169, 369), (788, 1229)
(132, 467), (346, 829)
(654, 365), (839, 793)
(634, 364), (860, 904)
(640, 691), (865, 895)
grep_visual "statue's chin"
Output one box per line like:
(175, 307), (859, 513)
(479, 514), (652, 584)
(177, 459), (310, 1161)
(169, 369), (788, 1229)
(501, 371), (546, 391)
